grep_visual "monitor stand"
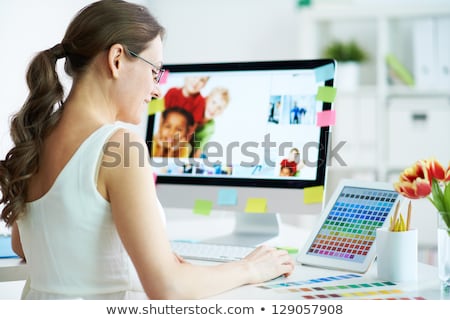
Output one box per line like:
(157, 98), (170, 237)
(202, 212), (281, 247)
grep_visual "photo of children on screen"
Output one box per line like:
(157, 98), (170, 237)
(279, 147), (305, 177)
(164, 76), (210, 125)
(192, 87), (230, 158)
(152, 107), (194, 158)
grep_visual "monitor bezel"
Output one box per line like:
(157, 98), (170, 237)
(145, 59), (335, 190)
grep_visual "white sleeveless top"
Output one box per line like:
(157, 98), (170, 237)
(17, 123), (165, 299)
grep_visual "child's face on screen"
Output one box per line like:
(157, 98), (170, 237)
(280, 167), (292, 177)
(183, 77), (209, 95)
(159, 112), (189, 145)
(288, 149), (300, 162)
(204, 93), (227, 120)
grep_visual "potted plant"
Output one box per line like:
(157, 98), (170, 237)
(322, 40), (368, 91)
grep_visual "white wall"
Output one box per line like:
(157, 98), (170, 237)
(147, 0), (301, 64)
(0, 0), (302, 161)
(2, 0), (447, 157)
(0, 0), (95, 159)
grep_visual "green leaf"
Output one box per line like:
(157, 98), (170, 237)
(431, 179), (445, 212)
(444, 183), (450, 213)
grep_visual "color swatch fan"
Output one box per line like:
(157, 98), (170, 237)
(297, 179), (401, 273)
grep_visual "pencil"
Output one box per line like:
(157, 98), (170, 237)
(391, 201), (400, 231)
(406, 200), (412, 231)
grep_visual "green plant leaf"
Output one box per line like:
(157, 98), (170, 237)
(322, 40), (368, 62)
(431, 179), (445, 212)
(440, 211), (450, 230)
(444, 182), (450, 213)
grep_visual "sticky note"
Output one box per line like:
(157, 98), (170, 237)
(217, 189), (237, 206)
(314, 63), (335, 82)
(193, 199), (213, 215)
(0, 236), (18, 258)
(244, 198), (267, 213)
(316, 110), (336, 127)
(276, 246), (299, 254)
(304, 186), (324, 204)
(148, 98), (165, 115)
(315, 86), (337, 103)
(152, 172), (157, 184)
(159, 69), (169, 84)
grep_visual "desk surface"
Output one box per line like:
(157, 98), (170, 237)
(0, 209), (448, 300)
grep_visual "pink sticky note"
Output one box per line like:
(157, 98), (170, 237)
(316, 110), (336, 127)
(159, 69), (169, 84)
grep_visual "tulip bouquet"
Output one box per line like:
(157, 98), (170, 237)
(394, 158), (450, 229)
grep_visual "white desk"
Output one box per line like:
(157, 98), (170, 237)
(0, 209), (448, 300)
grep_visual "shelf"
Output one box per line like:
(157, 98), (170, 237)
(387, 86), (450, 98)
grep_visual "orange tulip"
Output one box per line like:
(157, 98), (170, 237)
(445, 163), (450, 182)
(394, 160), (432, 199)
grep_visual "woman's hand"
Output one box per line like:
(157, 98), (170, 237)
(242, 245), (294, 284)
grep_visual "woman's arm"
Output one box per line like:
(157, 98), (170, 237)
(99, 129), (294, 299)
(11, 222), (25, 259)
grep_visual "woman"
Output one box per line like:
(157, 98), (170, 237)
(0, 0), (293, 299)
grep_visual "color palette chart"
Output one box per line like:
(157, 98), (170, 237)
(258, 273), (427, 300)
(258, 273), (362, 290)
(307, 186), (397, 263)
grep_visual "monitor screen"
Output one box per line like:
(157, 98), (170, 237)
(144, 59), (335, 238)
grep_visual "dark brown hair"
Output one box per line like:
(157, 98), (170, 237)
(0, 0), (165, 226)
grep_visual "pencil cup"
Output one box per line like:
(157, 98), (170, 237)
(376, 228), (418, 283)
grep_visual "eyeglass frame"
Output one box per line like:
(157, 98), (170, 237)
(126, 48), (165, 84)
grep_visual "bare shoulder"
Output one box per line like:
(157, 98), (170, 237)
(102, 128), (149, 168)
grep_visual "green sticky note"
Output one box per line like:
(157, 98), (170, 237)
(276, 246), (299, 254)
(316, 86), (337, 103)
(304, 186), (324, 204)
(193, 199), (213, 215)
(148, 98), (165, 115)
(244, 198), (267, 213)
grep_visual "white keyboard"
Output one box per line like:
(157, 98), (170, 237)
(170, 241), (255, 262)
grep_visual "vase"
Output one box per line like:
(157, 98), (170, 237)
(437, 212), (450, 293)
(336, 61), (361, 92)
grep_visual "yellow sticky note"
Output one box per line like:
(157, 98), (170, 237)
(304, 186), (324, 204)
(193, 199), (213, 216)
(315, 86), (337, 103)
(244, 198), (267, 213)
(148, 98), (165, 115)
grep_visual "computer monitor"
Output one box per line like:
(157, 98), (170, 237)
(145, 59), (336, 246)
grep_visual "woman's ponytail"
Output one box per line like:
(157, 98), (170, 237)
(0, 45), (65, 226)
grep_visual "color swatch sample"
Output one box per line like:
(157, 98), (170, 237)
(292, 280), (397, 294)
(257, 273), (362, 290)
(306, 186), (397, 263)
(302, 288), (404, 299)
